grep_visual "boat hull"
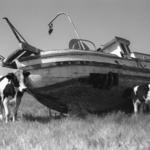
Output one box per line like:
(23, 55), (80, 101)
(22, 57), (150, 114)
(28, 78), (132, 114)
(3, 18), (150, 114)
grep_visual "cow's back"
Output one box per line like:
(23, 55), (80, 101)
(0, 77), (9, 96)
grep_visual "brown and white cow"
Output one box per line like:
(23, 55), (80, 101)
(132, 84), (150, 114)
(0, 70), (30, 123)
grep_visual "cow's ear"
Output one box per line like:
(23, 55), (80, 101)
(23, 71), (30, 77)
(6, 73), (15, 80)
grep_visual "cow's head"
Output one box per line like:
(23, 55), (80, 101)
(6, 73), (19, 87)
(7, 70), (30, 92)
(15, 70), (30, 92)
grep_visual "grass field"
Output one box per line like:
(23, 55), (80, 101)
(1, 93), (150, 150)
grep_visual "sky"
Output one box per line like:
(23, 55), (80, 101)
(0, 0), (150, 74)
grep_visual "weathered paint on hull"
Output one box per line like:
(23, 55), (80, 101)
(23, 60), (150, 114)
(29, 79), (131, 114)
(17, 49), (150, 114)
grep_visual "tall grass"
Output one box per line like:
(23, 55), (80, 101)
(1, 94), (150, 150)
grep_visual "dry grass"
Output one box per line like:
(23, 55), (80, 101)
(1, 93), (150, 150)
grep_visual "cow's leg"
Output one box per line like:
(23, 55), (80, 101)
(140, 102), (148, 113)
(12, 92), (23, 122)
(133, 99), (140, 115)
(0, 95), (4, 120)
(0, 99), (3, 120)
(3, 97), (11, 123)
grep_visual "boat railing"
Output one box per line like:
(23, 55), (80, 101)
(68, 38), (97, 51)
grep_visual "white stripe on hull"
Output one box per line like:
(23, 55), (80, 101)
(26, 64), (150, 89)
(20, 49), (142, 67)
(18, 50), (150, 90)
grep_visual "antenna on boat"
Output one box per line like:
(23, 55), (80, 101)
(3, 17), (28, 44)
(48, 13), (80, 38)
(48, 12), (84, 49)
(48, 23), (53, 35)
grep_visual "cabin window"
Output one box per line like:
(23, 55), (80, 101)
(120, 43), (126, 54)
(120, 43), (132, 57)
(89, 72), (119, 89)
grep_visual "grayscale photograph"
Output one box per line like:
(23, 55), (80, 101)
(0, 0), (150, 149)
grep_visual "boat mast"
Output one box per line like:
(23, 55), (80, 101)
(48, 12), (84, 50)
(3, 17), (28, 44)
(3, 17), (41, 54)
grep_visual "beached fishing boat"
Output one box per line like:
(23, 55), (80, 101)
(1, 13), (150, 115)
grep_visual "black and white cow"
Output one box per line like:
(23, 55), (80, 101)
(0, 70), (30, 123)
(132, 84), (150, 114)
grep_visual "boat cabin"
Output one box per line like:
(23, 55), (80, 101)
(101, 36), (135, 58)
